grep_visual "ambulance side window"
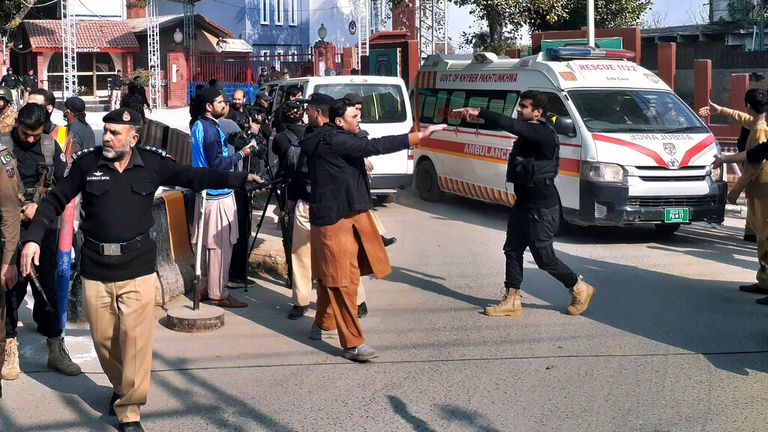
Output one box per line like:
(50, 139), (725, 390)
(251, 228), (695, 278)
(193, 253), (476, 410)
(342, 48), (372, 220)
(447, 92), (467, 126)
(540, 92), (570, 118)
(432, 91), (449, 123)
(502, 93), (519, 117)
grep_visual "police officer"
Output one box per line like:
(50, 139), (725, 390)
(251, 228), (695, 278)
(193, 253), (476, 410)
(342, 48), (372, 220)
(0, 130), (21, 400)
(1, 103), (79, 383)
(0, 68), (21, 108)
(21, 69), (38, 105)
(454, 90), (596, 318)
(19, 108), (262, 432)
(272, 99), (306, 293)
(109, 69), (124, 110)
(0, 86), (16, 133)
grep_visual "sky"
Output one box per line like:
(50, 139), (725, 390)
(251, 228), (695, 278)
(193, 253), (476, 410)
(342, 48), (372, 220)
(446, 0), (710, 51)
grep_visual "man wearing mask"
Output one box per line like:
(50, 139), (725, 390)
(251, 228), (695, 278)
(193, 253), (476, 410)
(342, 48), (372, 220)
(272, 86), (303, 133)
(190, 88), (256, 307)
(64, 97), (96, 151)
(1, 103), (80, 383)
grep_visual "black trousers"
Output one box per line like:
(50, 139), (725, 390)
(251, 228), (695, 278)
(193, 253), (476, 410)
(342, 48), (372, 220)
(229, 188), (252, 281)
(504, 204), (578, 290)
(5, 227), (61, 339)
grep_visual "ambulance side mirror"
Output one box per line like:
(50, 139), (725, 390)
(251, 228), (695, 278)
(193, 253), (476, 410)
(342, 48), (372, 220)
(553, 116), (576, 137)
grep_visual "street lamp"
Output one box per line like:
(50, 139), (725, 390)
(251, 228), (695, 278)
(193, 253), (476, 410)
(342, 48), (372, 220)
(173, 28), (183, 44)
(318, 23), (327, 42)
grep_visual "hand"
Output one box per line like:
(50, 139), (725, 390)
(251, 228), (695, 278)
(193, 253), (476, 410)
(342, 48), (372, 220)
(698, 100), (721, 117)
(452, 107), (480, 119)
(712, 154), (727, 169)
(20, 242), (40, 277)
(21, 203), (37, 223)
(364, 158), (374, 173)
(247, 173), (264, 183)
(250, 122), (261, 132)
(0, 263), (17, 291)
(241, 143), (256, 157)
(420, 124), (448, 139)
(727, 189), (741, 205)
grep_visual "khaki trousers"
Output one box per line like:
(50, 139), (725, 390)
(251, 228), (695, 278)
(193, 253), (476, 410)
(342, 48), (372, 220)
(291, 199), (365, 307)
(192, 194), (238, 300)
(747, 197), (768, 287)
(0, 289), (5, 397)
(83, 274), (159, 423)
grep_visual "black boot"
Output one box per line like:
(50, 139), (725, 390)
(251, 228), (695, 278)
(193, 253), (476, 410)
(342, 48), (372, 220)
(357, 301), (368, 318)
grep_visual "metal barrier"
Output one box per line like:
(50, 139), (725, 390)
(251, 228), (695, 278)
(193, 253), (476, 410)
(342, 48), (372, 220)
(165, 128), (192, 165)
(187, 82), (257, 105)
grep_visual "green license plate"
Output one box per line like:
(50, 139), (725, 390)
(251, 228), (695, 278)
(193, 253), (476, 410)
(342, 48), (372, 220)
(664, 208), (689, 223)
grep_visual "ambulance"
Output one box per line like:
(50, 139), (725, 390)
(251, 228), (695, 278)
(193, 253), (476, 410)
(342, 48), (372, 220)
(412, 48), (726, 233)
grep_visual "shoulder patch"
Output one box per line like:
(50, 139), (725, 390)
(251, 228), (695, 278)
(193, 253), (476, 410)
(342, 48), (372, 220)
(141, 146), (175, 161)
(71, 146), (97, 161)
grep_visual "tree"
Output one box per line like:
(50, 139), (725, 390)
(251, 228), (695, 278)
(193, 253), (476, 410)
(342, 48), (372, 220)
(1, 0), (26, 33)
(639, 10), (668, 29)
(522, 0), (653, 32)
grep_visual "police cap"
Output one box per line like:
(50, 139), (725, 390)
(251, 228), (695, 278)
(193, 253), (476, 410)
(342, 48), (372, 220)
(305, 93), (334, 107)
(102, 108), (142, 126)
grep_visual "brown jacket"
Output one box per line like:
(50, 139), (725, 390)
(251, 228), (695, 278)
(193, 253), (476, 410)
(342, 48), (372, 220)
(0, 142), (20, 266)
(0, 107), (16, 134)
(310, 210), (391, 287)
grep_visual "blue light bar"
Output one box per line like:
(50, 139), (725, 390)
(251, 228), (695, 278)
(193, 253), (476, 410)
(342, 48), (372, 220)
(546, 47), (636, 61)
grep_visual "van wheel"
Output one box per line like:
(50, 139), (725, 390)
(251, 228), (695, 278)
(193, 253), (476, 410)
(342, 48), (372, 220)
(374, 194), (393, 206)
(416, 160), (444, 202)
(654, 223), (681, 236)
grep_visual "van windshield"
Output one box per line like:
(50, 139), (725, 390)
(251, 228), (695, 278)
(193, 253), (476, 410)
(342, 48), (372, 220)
(569, 90), (708, 134)
(313, 83), (407, 123)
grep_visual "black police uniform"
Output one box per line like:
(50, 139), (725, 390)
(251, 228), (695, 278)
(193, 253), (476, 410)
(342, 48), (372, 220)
(271, 122), (306, 281)
(226, 104), (250, 131)
(0, 73), (20, 90)
(477, 109), (579, 290)
(21, 74), (38, 91)
(25, 145), (249, 282)
(4, 129), (67, 340)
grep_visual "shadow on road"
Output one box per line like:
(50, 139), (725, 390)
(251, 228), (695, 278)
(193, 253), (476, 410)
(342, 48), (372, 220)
(387, 395), (437, 432)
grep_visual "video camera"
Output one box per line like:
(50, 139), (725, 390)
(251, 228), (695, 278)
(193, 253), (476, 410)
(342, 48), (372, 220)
(226, 130), (269, 161)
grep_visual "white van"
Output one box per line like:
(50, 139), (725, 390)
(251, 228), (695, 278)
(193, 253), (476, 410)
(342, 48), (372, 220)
(413, 48), (726, 233)
(272, 75), (413, 203)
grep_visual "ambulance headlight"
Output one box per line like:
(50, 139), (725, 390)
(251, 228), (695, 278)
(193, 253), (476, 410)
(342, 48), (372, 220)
(709, 165), (723, 182)
(582, 162), (625, 183)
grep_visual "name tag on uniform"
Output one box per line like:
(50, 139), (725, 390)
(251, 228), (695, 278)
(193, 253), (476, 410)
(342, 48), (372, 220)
(86, 170), (110, 181)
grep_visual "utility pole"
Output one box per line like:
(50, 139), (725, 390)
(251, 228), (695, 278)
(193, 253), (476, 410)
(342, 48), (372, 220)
(147, 0), (161, 109)
(759, 0), (766, 51)
(61, 0), (78, 98)
(587, 0), (595, 47)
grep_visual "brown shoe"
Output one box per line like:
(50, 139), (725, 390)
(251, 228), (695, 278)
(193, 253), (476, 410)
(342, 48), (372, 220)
(483, 289), (522, 317)
(209, 295), (247, 308)
(567, 277), (595, 316)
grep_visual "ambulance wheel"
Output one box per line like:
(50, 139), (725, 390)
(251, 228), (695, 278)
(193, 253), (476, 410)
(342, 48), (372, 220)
(654, 223), (681, 236)
(416, 159), (444, 202)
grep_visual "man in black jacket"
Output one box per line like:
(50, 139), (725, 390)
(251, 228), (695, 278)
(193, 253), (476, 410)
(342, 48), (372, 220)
(304, 97), (444, 361)
(454, 90), (595, 318)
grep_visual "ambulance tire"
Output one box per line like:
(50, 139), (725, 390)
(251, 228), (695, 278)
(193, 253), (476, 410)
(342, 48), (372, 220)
(416, 159), (444, 202)
(654, 223), (681, 236)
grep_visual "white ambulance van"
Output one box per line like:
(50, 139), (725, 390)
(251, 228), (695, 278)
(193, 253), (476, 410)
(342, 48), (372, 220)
(273, 75), (413, 203)
(413, 48), (726, 233)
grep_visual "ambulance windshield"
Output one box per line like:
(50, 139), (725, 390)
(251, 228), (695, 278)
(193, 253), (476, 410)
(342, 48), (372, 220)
(569, 90), (708, 134)
(314, 83), (407, 123)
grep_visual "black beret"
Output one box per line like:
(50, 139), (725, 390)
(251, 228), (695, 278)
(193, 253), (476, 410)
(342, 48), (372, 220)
(197, 87), (223, 104)
(306, 93), (334, 107)
(64, 97), (86, 114)
(255, 91), (272, 101)
(343, 92), (364, 105)
(102, 108), (142, 126)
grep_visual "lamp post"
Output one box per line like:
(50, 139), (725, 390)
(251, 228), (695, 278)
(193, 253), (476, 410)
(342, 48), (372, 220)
(318, 23), (328, 42)
(173, 28), (183, 45)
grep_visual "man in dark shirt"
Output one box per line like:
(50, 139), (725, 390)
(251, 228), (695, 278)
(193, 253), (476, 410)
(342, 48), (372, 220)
(109, 70), (124, 110)
(64, 96), (97, 150)
(21, 69), (38, 105)
(1, 103), (79, 384)
(0, 68), (21, 108)
(27, 88), (59, 135)
(226, 89), (250, 131)
(454, 90), (595, 318)
(19, 108), (261, 432)
(272, 85), (303, 133)
(304, 97), (444, 361)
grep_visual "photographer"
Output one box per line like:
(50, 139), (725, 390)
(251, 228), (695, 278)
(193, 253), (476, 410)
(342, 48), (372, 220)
(453, 90), (595, 319)
(190, 88), (257, 308)
(272, 85), (303, 133)
(271, 100), (305, 292)
(226, 89), (251, 131)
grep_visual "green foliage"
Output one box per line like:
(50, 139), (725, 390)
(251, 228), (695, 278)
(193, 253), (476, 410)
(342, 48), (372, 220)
(453, 0), (652, 48)
(131, 68), (153, 85)
(0, 0), (25, 32)
(726, 0), (768, 22)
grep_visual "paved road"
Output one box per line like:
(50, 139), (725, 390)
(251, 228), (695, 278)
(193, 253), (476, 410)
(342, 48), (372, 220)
(1, 189), (767, 431)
